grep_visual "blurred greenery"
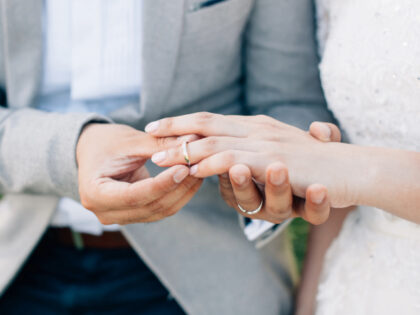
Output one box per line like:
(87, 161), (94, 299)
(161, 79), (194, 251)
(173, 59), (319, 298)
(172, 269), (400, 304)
(287, 218), (310, 272)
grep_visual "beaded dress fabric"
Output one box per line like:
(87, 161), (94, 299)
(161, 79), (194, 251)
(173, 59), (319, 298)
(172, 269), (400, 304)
(315, 1), (420, 314)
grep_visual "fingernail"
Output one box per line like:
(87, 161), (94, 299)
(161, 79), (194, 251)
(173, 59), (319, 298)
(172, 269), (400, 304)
(151, 151), (167, 164)
(145, 121), (159, 133)
(190, 165), (198, 175)
(233, 175), (246, 186)
(319, 123), (331, 141)
(270, 169), (286, 186)
(173, 168), (189, 183)
(312, 190), (326, 205)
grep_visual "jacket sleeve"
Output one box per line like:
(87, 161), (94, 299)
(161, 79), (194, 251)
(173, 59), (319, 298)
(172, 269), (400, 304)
(0, 104), (111, 200)
(244, 0), (337, 129)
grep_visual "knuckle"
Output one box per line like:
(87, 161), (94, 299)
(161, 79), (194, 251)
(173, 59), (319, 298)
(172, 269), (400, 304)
(161, 117), (172, 129)
(223, 150), (237, 166)
(255, 114), (268, 122)
(97, 215), (113, 226)
(156, 137), (170, 149)
(149, 200), (165, 215)
(203, 137), (218, 154)
(239, 194), (258, 205)
(255, 115), (275, 125)
(266, 204), (291, 220)
(219, 179), (232, 190)
(166, 146), (180, 161)
(79, 194), (96, 212)
(123, 193), (140, 208)
(264, 204), (277, 216)
(197, 112), (214, 122)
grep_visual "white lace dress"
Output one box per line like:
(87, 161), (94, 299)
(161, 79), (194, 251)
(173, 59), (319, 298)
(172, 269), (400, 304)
(315, 1), (420, 314)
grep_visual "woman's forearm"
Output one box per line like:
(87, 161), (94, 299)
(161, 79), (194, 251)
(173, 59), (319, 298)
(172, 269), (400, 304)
(295, 207), (354, 315)
(349, 145), (420, 223)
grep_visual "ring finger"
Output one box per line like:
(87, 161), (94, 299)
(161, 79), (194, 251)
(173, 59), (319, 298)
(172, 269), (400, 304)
(151, 137), (259, 167)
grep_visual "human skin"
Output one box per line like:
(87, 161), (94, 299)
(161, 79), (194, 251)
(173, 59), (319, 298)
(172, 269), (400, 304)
(75, 121), (338, 225)
(146, 114), (343, 225)
(210, 122), (341, 225)
(146, 112), (420, 224)
(76, 123), (203, 224)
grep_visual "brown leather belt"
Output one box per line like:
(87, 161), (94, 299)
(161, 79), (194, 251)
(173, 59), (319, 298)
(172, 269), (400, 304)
(47, 228), (131, 249)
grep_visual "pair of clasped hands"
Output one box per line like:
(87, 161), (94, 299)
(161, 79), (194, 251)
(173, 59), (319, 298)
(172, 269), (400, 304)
(76, 113), (344, 226)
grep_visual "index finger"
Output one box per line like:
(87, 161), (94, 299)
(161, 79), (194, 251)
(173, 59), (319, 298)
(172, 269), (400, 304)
(145, 112), (247, 137)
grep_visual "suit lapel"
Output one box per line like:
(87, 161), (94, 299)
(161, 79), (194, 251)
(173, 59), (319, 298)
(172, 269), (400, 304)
(141, 0), (185, 119)
(1, 0), (43, 107)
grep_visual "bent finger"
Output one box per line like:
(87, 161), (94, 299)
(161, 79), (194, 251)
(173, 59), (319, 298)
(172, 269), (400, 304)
(298, 184), (330, 225)
(94, 165), (190, 210)
(264, 162), (293, 222)
(142, 177), (203, 223)
(101, 177), (203, 224)
(229, 164), (264, 218)
(309, 122), (342, 142)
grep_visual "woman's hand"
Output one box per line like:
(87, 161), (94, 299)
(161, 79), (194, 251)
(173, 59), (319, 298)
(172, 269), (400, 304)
(215, 122), (342, 224)
(145, 112), (355, 219)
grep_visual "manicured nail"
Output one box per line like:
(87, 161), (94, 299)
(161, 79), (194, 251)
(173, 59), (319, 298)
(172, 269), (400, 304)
(319, 123), (331, 141)
(270, 169), (286, 186)
(190, 165), (198, 175)
(312, 190), (326, 205)
(173, 168), (189, 183)
(145, 121), (159, 133)
(151, 151), (167, 164)
(233, 175), (246, 186)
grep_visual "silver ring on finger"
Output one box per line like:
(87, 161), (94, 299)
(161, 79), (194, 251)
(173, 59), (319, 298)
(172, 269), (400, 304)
(182, 141), (191, 166)
(237, 199), (263, 215)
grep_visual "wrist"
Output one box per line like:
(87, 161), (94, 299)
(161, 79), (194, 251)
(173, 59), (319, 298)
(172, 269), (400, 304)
(322, 142), (370, 207)
(335, 143), (379, 207)
(76, 123), (105, 166)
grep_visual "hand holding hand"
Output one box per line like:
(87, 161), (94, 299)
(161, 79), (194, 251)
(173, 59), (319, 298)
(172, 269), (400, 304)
(76, 123), (202, 225)
(146, 113), (344, 224)
(217, 122), (341, 224)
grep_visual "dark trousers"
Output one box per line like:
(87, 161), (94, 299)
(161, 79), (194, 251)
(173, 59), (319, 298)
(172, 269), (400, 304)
(0, 231), (185, 315)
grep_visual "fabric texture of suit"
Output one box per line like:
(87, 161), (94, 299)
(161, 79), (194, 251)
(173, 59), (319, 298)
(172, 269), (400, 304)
(0, 0), (335, 314)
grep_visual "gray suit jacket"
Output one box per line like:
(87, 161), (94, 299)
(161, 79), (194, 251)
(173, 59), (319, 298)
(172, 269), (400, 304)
(0, 0), (335, 314)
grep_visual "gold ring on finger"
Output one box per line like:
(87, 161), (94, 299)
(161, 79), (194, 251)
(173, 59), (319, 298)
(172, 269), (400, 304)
(182, 141), (191, 166)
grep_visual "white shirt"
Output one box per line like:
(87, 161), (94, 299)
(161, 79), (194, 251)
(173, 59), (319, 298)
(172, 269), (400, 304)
(42, 0), (143, 235)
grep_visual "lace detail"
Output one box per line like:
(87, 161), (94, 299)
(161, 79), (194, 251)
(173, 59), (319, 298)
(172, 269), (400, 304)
(316, 210), (420, 315)
(315, 1), (420, 314)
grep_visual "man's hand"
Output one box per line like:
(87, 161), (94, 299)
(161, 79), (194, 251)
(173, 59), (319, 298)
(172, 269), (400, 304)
(218, 122), (342, 225)
(218, 163), (330, 224)
(76, 123), (202, 225)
